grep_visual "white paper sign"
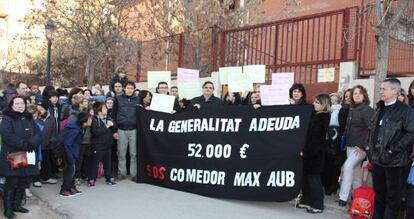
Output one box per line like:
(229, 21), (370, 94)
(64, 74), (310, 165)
(243, 65), (266, 83)
(177, 68), (199, 84)
(178, 83), (201, 100)
(147, 71), (171, 88)
(317, 68), (335, 82)
(260, 84), (291, 106)
(150, 93), (176, 113)
(272, 72), (294, 86)
(219, 66), (242, 85)
(228, 73), (253, 92)
(26, 151), (36, 165)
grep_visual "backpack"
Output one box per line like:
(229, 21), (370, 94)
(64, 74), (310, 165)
(49, 131), (65, 157)
(348, 166), (375, 219)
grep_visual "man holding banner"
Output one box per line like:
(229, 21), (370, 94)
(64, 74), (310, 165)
(189, 81), (222, 109)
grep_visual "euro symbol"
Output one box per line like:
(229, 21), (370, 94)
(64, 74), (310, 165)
(240, 144), (249, 159)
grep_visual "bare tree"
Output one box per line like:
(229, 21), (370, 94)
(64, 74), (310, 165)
(26, 0), (140, 88)
(374, 0), (410, 102)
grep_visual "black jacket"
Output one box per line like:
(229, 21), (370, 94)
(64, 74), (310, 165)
(368, 100), (414, 167)
(303, 112), (330, 174)
(112, 94), (139, 130)
(91, 116), (114, 151)
(0, 109), (42, 177)
(190, 95), (222, 108)
(345, 103), (374, 149)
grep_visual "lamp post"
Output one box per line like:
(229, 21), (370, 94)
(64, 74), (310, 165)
(45, 19), (56, 86)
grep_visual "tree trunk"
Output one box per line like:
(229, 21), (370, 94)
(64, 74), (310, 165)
(85, 54), (95, 89)
(373, 26), (390, 104)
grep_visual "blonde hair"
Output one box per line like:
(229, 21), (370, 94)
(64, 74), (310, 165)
(71, 94), (86, 107)
(26, 104), (39, 116)
(315, 94), (331, 113)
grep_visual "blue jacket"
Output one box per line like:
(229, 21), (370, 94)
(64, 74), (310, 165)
(63, 122), (84, 161)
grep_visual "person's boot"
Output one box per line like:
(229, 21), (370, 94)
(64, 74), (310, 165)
(13, 188), (29, 213)
(3, 188), (16, 218)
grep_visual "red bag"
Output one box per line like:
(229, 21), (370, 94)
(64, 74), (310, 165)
(348, 166), (375, 219)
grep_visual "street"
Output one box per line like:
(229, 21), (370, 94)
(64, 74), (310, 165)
(26, 178), (349, 219)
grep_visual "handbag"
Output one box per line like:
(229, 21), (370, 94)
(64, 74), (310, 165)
(7, 151), (28, 170)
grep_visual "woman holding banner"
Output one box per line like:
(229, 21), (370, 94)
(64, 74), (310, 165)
(296, 93), (331, 214)
(289, 83), (307, 105)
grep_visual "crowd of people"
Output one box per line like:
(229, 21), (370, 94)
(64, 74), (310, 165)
(0, 67), (414, 219)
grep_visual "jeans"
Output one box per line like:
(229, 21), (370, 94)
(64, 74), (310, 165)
(301, 173), (324, 210)
(372, 164), (404, 219)
(88, 150), (112, 181)
(61, 152), (75, 191)
(339, 146), (366, 201)
(117, 129), (137, 176)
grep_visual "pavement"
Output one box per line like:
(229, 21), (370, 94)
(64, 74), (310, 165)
(14, 177), (352, 219)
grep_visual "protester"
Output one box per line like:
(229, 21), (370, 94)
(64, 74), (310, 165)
(105, 97), (118, 178)
(0, 96), (41, 218)
(321, 93), (342, 195)
(368, 78), (414, 218)
(60, 112), (91, 197)
(107, 81), (124, 98)
(26, 104), (43, 189)
(399, 88), (408, 104)
(170, 86), (179, 99)
(289, 83), (307, 105)
(156, 81), (169, 95)
(83, 89), (92, 100)
(296, 93), (331, 214)
(156, 82), (181, 112)
(338, 85), (374, 206)
(0, 77), (8, 111)
(36, 104), (58, 185)
(223, 92), (242, 105)
(190, 81), (222, 109)
(15, 82), (28, 98)
(62, 87), (83, 113)
(3, 83), (17, 103)
(109, 67), (128, 92)
(88, 102), (117, 187)
(41, 86), (55, 104)
(105, 97), (115, 115)
(112, 81), (139, 181)
(27, 92), (37, 104)
(74, 104), (93, 185)
(68, 94), (88, 122)
(138, 90), (152, 110)
(407, 80), (414, 108)
(56, 88), (69, 106)
(47, 90), (61, 133)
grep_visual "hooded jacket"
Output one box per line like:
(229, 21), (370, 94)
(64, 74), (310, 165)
(63, 121), (84, 161)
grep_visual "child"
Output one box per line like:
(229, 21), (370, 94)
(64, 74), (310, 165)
(60, 112), (91, 197)
(88, 102), (117, 187)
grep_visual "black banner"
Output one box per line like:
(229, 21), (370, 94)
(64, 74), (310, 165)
(137, 105), (313, 202)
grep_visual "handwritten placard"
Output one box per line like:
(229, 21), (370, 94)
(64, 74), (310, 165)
(148, 71), (171, 88)
(219, 66), (242, 85)
(317, 68), (335, 83)
(150, 93), (176, 113)
(228, 73), (253, 92)
(272, 72), (294, 86)
(243, 65), (266, 83)
(178, 83), (201, 100)
(177, 68), (199, 84)
(260, 84), (291, 106)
